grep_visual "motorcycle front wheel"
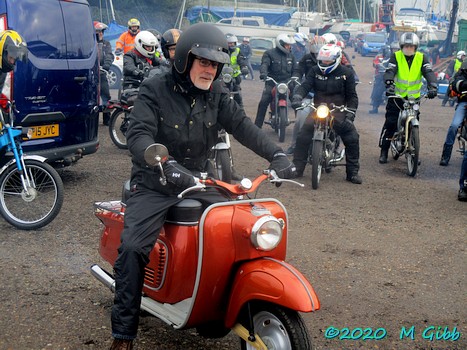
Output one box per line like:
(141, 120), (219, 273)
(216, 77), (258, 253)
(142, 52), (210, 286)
(239, 302), (312, 350)
(406, 125), (420, 177)
(277, 106), (288, 143)
(311, 140), (323, 190)
(215, 149), (233, 184)
(109, 109), (129, 149)
(0, 160), (64, 230)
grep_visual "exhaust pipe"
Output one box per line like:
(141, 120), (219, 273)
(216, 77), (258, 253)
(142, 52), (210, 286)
(329, 148), (345, 164)
(90, 264), (116, 293)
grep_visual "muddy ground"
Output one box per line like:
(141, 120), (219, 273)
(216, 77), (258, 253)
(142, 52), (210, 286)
(0, 55), (465, 350)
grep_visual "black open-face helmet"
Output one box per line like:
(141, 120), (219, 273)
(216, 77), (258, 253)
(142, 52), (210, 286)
(174, 23), (230, 80)
(161, 28), (182, 59)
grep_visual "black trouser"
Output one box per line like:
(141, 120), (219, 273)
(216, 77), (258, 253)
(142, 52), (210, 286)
(233, 76), (243, 107)
(379, 97), (404, 150)
(100, 71), (111, 123)
(293, 117), (360, 176)
(111, 187), (227, 340)
(254, 84), (274, 128)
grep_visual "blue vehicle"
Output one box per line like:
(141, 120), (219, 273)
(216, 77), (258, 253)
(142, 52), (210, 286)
(0, 0), (99, 166)
(359, 33), (387, 57)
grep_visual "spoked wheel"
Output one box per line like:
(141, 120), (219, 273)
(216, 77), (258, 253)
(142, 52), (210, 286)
(311, 140), (323, 190)
(109, 109), (129, 149)
(406, 126), (420, 177)
(0, 160), (64, 230)
(239, 303), (312, 350)
(277, 106), (287, 143)
(215, 149), (233, 183)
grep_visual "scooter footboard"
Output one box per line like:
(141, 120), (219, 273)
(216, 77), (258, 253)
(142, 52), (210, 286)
(225, 257), (320, 328)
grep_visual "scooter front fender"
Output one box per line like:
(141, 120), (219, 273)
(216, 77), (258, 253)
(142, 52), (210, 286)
(212, 142), (229, 150)
(312, 129), (324, 141)
(225, 257), (320, 328)
(0, 155), (47, 175)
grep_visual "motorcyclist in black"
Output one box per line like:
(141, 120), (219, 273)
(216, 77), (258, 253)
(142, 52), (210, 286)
(254, 33), (297, 128)
(94, 21), (114, 125)
(291, 43), (362, 184)
(122, 30), (160, 91)
(109, 22), (297, 350)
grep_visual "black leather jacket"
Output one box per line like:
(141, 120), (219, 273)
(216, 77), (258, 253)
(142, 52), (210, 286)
(98, 39), (114, 72)
(452, 63), (467, 102)
(123, 50), (160, 90)
(126, 69), (282, 194)
(294, 64), (358, 120)
(259, 47), (296, 85)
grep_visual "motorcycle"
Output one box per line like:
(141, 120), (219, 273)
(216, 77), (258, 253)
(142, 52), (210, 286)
(264, 76), (299, 143)
(296, 101), (348, 190)
(386, 94), (426, 177)
(91, 143), (320, 349)
(0, 98), (64, 230)
(106, 89), (136, 150)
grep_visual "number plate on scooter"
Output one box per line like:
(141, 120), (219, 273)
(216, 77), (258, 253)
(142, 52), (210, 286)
(30, 124), (59, 139)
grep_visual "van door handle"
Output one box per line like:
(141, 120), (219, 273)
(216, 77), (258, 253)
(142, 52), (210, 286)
(74, 76), (87, 84)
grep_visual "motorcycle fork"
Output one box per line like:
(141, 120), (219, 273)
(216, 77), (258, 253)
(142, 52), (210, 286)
(6, 128), (33, 194)
(231, 302), (268, 350)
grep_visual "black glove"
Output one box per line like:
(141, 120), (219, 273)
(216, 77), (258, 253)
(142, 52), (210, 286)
(134, 69), (144, 78)
(259, 73), (267, 81)
(291, 95), (303, 110)
(115, 49), (123, 55)
(143, 66), (151, 78)
(386, 84), (395, 96)
(345, 112), (355, 122)
(427, 89), (437, 99)
(269, 152), (297, 179)
(163, 159), (196, 189)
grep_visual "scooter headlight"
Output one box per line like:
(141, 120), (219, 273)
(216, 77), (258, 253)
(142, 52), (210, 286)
(316, 105), (329, 119)
(277, 83), (288, 95)
(251, 216), (283, 251)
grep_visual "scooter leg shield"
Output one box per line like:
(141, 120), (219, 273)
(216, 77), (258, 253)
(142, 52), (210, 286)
(224, 258), (320, 328)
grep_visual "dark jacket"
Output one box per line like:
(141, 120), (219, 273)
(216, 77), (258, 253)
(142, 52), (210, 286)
(238, 43), (252, 60)
(451, 62), (467, 102)
(126, 69), (281, 194)
(123, 49), (160, 90)
(98, 39), (114, 72)
(259, 47), (296, 84)
(384, 51), (437, 90)
(294, 64), (358, 120)
(293, 52), (318, 79)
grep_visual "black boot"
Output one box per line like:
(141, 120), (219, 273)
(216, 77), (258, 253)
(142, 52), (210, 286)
(439, 144), (453, 166)
(379, 148), (388, 164)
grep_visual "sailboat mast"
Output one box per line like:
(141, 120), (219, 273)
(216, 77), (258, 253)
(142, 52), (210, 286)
(108, 0), (116, 21)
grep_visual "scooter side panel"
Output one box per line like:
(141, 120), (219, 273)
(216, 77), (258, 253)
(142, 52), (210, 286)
(224, 258), (320, 328)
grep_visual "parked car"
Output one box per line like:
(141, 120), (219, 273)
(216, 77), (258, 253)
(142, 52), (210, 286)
(109, 54), (123, 90)
(1, 0), (100, 166)
(359, 33), (387, 57)
(249, 36), (275, 68)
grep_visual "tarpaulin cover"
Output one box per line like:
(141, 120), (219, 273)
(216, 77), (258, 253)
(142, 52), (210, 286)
(103, 20), (127, 41)
(185, 6), (295, 26)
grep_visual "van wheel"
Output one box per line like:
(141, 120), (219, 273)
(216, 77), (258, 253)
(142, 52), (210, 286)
(108, 65), (122, 90)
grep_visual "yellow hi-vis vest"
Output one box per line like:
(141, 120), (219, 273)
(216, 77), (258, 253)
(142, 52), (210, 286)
(454, 58), (462, 73)
(394, 50), (423, 98)
(230, 47), (241, 77)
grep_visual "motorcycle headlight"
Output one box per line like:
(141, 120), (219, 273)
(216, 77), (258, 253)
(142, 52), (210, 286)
(316, 105), (329, 119)
(277, 83), (288, 95)
(251, 216), (283, 251)
(223, 74), (232, 83)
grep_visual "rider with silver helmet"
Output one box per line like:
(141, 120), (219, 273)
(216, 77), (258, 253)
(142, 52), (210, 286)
(225, 34), (248, 107)
(122, 30), (160, 91)
(441, 50), (466, 107)
(254, 33), (297, 128)
(291, 43), (362, 184)
(378, 32), (437, 164)
(109, 22), (296, 349)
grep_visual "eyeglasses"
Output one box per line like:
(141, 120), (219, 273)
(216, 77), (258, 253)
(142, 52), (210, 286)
(194, 56), (219, 69)
(168, 47), (176, 52)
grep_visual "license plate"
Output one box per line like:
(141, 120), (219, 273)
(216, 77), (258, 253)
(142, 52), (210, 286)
(30, 124), (59, 139)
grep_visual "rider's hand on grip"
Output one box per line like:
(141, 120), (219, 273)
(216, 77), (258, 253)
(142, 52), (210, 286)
(259, 73), (267, 81)
(163, 159), (196, 189)
(291, 95), (303, 110)
(345, 112), (355, 122)
(427, 89), (437, 99)
(269, 152), (297, 184)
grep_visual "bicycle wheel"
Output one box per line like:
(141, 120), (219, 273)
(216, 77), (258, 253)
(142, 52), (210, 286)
(311, 140), (323, 190)
(406, 126), (420, 177)
(215, 149), (233, 183)
(109, 109), (129, 149)
(0, 160), (64, 230)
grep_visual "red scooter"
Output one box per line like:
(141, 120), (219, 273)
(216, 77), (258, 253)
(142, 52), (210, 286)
(91, 144), (320, 349)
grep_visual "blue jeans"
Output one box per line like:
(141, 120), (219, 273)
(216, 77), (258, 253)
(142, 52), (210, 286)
(460, 150), (467, 189)
(444, 101), (467, 146)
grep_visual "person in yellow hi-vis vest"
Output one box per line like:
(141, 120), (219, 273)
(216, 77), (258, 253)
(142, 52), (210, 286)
(378, 32), (438, 164)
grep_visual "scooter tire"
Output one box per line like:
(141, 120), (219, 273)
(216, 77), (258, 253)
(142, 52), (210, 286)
(109, 109), (129, 149)
(239, 302), (312, 350)
(215, 149), (233, 184)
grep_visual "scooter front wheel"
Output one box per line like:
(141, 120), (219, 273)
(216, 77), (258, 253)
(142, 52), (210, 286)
(109, 109), (129, 149)
(215, 149), (233, 183)
(239, 303), (312, 350)
(0, 160), (64, 230)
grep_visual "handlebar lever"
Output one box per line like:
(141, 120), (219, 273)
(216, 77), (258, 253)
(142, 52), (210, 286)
(177, 178), (205, 198)
(270, 178), (305, 187)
